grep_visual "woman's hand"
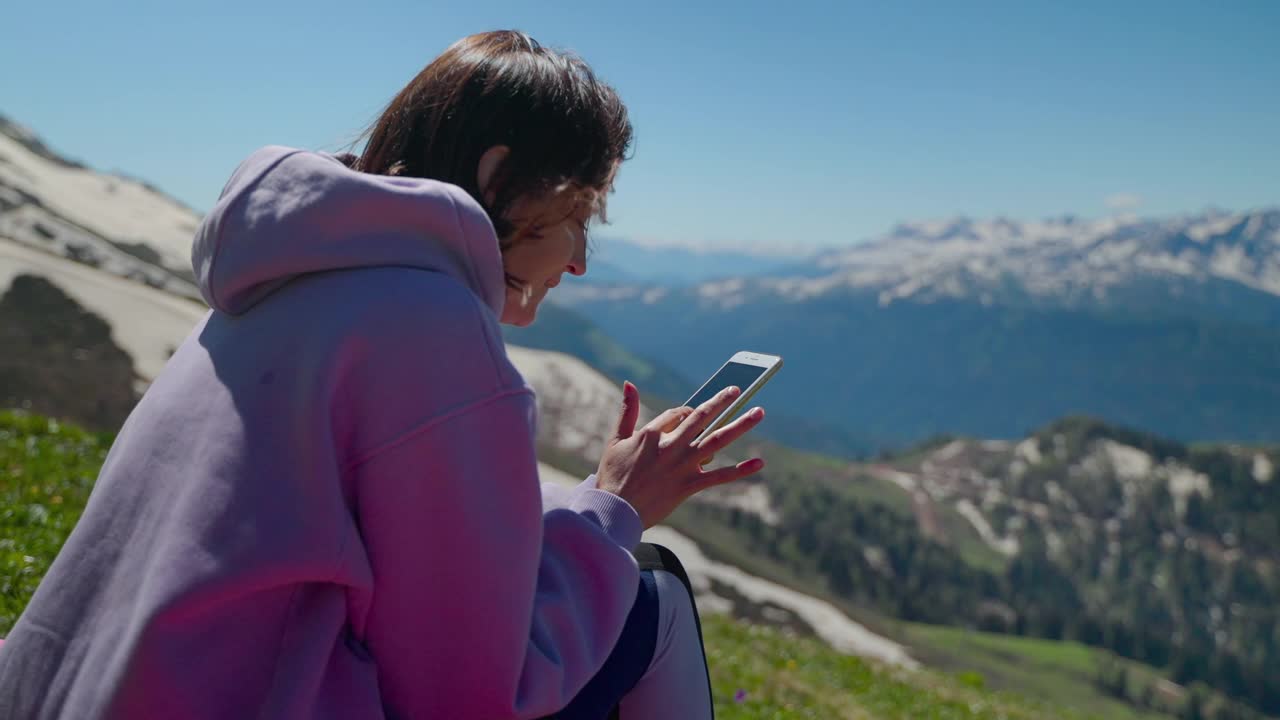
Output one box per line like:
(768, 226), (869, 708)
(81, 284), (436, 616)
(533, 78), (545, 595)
(595, 381), (766, 528)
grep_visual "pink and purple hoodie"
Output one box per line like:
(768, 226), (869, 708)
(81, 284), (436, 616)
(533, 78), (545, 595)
(0, 147), (643, 719)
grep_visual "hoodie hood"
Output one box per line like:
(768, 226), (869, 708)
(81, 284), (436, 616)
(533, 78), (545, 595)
(192, 146), (506, 316)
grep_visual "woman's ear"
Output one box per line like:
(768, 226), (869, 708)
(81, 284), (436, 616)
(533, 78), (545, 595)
(477, 145), (511, 205)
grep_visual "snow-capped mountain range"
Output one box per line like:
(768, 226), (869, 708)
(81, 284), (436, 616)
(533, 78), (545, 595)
(571, 210), (1280, 312)
(553, 208), (1280, 450)
(799, 211), (1280, 307)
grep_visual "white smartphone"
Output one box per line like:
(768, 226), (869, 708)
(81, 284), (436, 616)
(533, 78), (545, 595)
(684, 351), (783, 443)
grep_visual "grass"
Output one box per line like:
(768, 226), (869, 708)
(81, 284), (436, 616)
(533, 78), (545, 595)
(932, 504), (1011, 574)
(705, 612), (1087, 719)
(834, 472), (917, 518)
(897, 622), (1173, 720)
(0, 411), (106, 632)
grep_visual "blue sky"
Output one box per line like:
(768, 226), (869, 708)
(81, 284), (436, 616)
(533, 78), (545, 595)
(4, 0), (1278, 251)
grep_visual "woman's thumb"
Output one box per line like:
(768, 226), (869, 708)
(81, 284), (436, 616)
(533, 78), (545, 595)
(612, 381), (641, 440)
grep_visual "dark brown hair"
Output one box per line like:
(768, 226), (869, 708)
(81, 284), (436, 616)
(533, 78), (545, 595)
(356, 30), (632, 243)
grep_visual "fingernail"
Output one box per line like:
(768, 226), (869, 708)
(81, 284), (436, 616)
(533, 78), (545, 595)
(750, 407), (764, 419)
(725, 386), (741, 397)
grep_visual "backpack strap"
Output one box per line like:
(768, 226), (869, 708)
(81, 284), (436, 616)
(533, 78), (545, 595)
(618, 542), (715, 719)
(630, 543), (709, 667)
(548, 542), (715, 720)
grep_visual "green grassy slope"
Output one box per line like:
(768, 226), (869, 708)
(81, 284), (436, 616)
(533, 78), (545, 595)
(899, 623), (1170, 720)
(0, 411), (103, 631)
(706, 613), (1084, 719)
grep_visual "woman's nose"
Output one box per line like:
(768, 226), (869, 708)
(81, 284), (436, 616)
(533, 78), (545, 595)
(566, 241), (588, 276)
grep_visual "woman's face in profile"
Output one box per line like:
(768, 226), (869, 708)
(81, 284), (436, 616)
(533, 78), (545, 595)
(475, 145), (599, 327)
(499, 194), (591, 327)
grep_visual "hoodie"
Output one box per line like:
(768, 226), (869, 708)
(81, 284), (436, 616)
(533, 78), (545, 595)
(0, 147), (643, 719)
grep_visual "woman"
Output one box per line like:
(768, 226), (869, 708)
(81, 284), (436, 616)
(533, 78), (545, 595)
(0, 30), (765, 719)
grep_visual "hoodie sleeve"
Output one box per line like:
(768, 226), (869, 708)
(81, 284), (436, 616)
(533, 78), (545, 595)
(350, 389), (642, 719)
(542, 475), (609, 511)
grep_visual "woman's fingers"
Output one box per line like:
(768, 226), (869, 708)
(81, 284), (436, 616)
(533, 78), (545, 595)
(612, 381), (642, 441)
(656, 406), (694, 434)
(696, 458), (766, 491)
(643, 406), (693, 435)
(672, 386), (741, 443)
(695, 407), (765, 459)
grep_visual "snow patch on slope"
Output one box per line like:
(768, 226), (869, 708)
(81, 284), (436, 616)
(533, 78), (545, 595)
(0, 195), (200, 299)
(538, 460), (907, 664)
(508, 345), (634, 463)
(1166, 467), (1212, 518)
(0, 132), (200, 280)
(1101, 440), (1154, 480)
(642, 525), (917, 667)
(0, 237), (206, 383)
(1015, 438), (1043, 465)
(538, 462), (582, 490)
(1254, 454), (1275, 484)
(955, 499), (1020, 557)
(705, 482), (781, 525)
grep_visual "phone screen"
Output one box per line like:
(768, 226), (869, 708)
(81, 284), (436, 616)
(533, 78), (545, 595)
(686, 362), (769, 407)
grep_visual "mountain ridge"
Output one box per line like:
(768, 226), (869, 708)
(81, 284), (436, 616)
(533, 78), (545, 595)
(553, 206), (1280, 450)
(568, 209), (1280, 311)
(0, 114), (203, 298)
